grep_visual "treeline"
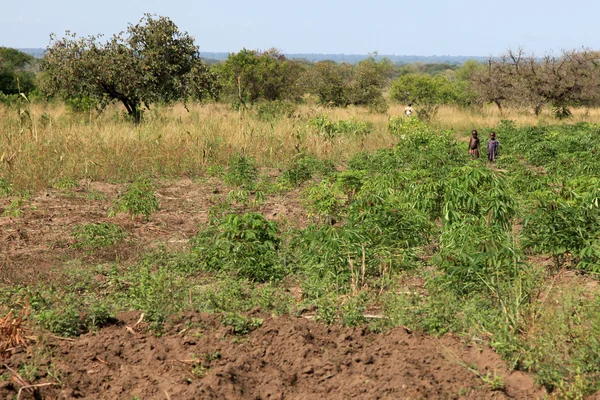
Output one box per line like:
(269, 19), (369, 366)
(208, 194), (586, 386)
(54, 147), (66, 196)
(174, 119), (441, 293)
(2, 15), (600, 122)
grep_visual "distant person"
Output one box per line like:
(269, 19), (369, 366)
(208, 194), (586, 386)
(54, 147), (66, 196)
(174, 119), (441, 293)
(487, 132), (499, 162)
(469, 130), (480, 159)
(404, 103), (414, 117)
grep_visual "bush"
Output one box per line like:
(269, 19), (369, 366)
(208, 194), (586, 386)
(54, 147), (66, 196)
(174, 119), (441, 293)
(109, 179), (159, 218)
(255, 100), (297, 122)
(191, 212), (285, 282)
(309, 115), (371, 139)
(71, 223), (128, 250)
(224, 154), (259, 188)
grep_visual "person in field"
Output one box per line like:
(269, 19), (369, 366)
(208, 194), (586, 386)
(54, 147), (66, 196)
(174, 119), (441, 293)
(468, 130), (480, 158)
(487, 132), (499, 162)
(404, 103), (414, 117)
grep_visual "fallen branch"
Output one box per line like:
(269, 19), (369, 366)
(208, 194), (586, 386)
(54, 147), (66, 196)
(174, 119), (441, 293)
(17, 383), (57, 400)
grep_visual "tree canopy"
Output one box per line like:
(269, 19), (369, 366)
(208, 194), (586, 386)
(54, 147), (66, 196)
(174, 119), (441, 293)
(41, 14), (220, 122)
(213, 48), (304, 105)
(0, 47), (36, 95)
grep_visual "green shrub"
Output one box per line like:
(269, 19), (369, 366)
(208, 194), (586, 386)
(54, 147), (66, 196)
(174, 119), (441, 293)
(224, 154), (259, 188)
(191, 212), (284, 282)
(222, 313), (263, 335)
(71, 223), (128, 250)
(109, 179), (159, 218)
(255, 100), (296, 122)
(309, 115), (371, 139)
(2, 198), (24, 217)
(0, 177), (12, 197)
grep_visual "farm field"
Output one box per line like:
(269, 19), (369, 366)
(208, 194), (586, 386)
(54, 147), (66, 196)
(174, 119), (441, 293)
(1, 103), (600, 399)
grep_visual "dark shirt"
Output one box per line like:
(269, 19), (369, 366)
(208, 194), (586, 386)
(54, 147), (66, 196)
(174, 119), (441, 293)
(487, 139), (499, 161)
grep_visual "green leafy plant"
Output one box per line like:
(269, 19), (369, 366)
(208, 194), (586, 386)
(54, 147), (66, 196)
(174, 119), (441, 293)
(71, 223), (128, 250)
(0, 177), (12, 197)
(224, 154), (258, 188)
(221, 313), (263, 335)
(2, 197), (25, 217)
(191, 212), (284, 282)
(109, 179), (159, 218)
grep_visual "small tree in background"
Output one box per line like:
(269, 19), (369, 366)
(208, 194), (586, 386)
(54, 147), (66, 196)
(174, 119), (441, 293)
(41, 14), (220, 123)
(349, 55), (394, 111)
(470, 49), (600, 116)
(300, 60), (354, 107)
(215, 48), (304, 105)
(0, 47), (37, 95)
(390, 74), (459, 120)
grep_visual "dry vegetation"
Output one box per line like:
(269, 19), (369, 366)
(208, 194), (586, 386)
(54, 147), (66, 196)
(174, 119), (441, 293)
(4, 101), (600, 192)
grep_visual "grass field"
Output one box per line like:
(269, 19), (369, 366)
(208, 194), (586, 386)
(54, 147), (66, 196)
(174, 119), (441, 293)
(1, 101), (600, 399)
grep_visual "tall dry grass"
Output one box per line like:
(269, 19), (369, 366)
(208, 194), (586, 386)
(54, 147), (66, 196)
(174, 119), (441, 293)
(2, 101), (600, 192)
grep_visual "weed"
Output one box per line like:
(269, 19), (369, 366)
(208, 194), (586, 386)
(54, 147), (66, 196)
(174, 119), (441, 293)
(191, 212), (284, 282)
(109, 179), (159, 218)
(54, 177), (78, 190)
(222, 313), (263, 335)
(71, 223), (128, 250)
(0, 177), (12, 197)
(2, 197), (25, 217)
(224, 154), (258, 188)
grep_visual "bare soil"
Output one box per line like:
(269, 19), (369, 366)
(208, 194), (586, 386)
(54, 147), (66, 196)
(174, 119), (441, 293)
(0, 178), (306, 285)
(1, 312), (544, 400)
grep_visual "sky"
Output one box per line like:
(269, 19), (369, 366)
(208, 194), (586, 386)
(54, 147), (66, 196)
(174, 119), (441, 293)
(1, 0), (599, 57)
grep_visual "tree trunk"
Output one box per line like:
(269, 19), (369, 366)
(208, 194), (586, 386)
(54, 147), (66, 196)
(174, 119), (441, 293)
(121, 99), (142, 124)
(494, 99), (503, 115)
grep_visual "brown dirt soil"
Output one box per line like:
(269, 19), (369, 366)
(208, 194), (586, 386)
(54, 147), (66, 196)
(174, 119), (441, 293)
(0, 312), (545, 400)
(0, 178), (306, 285)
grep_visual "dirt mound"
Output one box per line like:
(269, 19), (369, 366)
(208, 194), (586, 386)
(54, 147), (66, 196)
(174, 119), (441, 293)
(1, 313), (543, 399)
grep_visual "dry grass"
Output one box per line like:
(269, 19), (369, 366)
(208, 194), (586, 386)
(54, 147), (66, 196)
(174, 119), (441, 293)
(0, 308), (29, 359)
(2, 101), (600, 192)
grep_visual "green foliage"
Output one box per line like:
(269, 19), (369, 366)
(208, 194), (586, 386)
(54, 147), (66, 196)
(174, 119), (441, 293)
(0, 47), (36, 95)
(221, 313), (263, 335)
(71, 223), (128, 250)
(224, 154), (259, 188)
(341, 294), (368, 327)
(314, 294), (339, 325)
(522, 183), (600, 268)
(302, 61), (353, 106)
(279, 155), (314, 187)
(2, 197), (25, 217)
(35, 298), (111, 337)
(123, 265), (186, 332)
(301, 56), (392, 108)
(109, 179), (159, 218)
(0, 177), (11, 197)
(302, 178), (346, 222)
(41, 14), (219, 122)
(255, 100), (297, 122)
(442, 165), (515, 229)
(215, 48), (303, 104)
(309, 115), (371, 139)
(53, 177), (79, 190)
(65, 96), (99, 114)
(390, 74), (462, 120)
(191, 212), (284, 282)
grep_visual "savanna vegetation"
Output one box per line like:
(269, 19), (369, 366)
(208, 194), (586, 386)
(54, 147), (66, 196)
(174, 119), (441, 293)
(1, 13), (600, 400)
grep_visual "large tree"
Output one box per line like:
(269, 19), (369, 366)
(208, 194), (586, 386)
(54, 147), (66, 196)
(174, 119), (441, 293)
(41, 14), (220, 122)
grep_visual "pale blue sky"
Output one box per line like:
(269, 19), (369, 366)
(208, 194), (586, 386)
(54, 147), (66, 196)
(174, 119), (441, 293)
(1, 0), (598, 56)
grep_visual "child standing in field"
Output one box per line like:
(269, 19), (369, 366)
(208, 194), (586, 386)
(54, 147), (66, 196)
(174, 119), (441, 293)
(404, 103), (414, 117)
(469, 130), (480, 158)
(487, 132), (499, 162)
